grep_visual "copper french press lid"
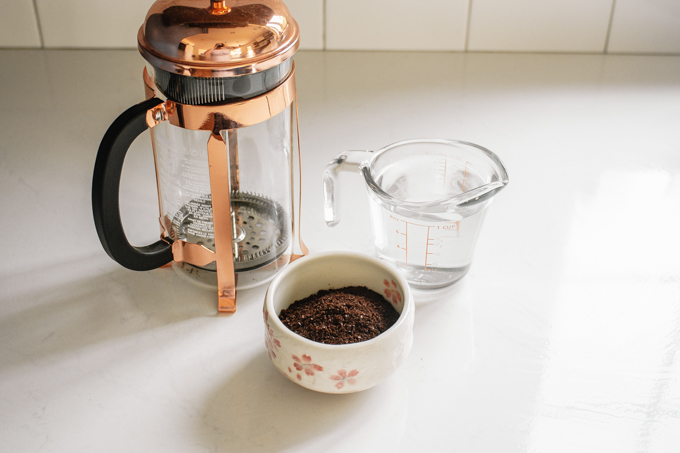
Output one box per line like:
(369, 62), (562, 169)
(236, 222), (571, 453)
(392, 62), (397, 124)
(138, 0), (300, 78)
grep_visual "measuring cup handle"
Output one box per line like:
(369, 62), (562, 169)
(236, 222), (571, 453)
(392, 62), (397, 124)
(322, 150), (373, 226)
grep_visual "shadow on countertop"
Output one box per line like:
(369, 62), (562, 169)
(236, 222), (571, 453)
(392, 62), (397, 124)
(0, 254), (217, 374)
(197, 351), (409, 452)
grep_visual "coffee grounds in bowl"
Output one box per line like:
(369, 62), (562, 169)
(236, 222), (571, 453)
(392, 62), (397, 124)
(278, 286), (399, 345)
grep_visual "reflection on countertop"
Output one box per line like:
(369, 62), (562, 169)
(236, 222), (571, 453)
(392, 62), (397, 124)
(1, 49), (679, 453)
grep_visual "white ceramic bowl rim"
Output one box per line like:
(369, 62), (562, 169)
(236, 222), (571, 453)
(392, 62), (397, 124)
(265, 251), (414, 351)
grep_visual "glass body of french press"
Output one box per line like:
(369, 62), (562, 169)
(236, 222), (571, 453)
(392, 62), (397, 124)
(92, 0), (306, 312)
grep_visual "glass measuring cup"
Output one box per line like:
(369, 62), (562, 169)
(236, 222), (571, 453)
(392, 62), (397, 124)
(323, 139), (509, 289)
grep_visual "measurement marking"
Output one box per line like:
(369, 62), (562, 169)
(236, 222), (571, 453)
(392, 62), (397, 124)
(461, 161), (473, 191)
(404, 221), (408, 266)
(393, 219), (456, 270)
(424, 226), (432, 270)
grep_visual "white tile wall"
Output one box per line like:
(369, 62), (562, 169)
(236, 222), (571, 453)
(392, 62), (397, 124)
(467, 0), (614, 52)
(326, 0), (470, 51)
(0, 0), (41, 47)
(1, 0), (679, 54)
(607, 0), (680, 54)
(34, 0), (322, 50)
(286, 0), (324, 50)
(36, 0), (154, 48)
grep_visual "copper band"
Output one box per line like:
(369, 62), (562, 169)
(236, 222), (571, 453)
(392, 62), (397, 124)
(144, 67), (170, 244)
(227, 130), (240, 192)
(293, 94), (309, 259)
(143, 67), (156, 99)
(171, 241), (216, 267)
(166, 68), (297, 133)
(207, 133), (237, 312)
(286, 97), (309, 263)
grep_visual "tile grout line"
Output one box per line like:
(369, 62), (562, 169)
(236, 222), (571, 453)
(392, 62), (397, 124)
(1, 47), (678, 57)
(604, 0), (617, 53)
(31, 0), (45, 48)
(464, 0), (474, 51)
(322, 0), (327, 51)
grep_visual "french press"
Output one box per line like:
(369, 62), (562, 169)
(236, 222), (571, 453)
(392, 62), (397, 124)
(92, 0), (306, 312)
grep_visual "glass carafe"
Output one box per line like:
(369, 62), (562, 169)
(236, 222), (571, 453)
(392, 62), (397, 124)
(150, 73), (296, 290)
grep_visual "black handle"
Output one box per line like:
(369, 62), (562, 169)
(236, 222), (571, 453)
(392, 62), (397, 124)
(92, 97), (173, 271)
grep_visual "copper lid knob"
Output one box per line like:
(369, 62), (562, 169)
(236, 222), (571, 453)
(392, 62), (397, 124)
(209, 1), (231, 15)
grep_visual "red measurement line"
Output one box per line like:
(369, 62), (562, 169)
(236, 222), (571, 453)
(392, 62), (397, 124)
(399, 220), (435, 228)
(404, 221), (408, 266)
(424, 226), (432, 270)
(461, 161), (472, 191)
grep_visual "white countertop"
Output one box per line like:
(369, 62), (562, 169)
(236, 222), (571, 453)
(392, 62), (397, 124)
(1, 49), (679, 452)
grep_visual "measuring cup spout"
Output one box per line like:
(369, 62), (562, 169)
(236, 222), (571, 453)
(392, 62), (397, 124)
(447, 180), (508, 209)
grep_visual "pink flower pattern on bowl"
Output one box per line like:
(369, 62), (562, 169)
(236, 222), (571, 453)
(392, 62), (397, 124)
(292, 354), (323, 381)
(330, 369), (359, 389)
(263, 309), (281, 359)
(383, 279), (402, 305)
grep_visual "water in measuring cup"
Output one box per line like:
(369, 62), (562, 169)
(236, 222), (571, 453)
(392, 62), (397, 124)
(376, 154), (484, 203)
(370, 155), (488, 289)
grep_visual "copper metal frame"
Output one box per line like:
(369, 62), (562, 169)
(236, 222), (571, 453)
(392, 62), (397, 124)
(144, 70), (170, 241)
(144, 65), (305, 312)
(291, 95), (309, 260)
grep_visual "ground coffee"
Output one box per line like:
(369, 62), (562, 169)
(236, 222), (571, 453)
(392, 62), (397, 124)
(278, 286), (400, 345)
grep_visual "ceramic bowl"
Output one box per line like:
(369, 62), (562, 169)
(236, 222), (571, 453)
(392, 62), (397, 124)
(263, 251), (415, 393)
